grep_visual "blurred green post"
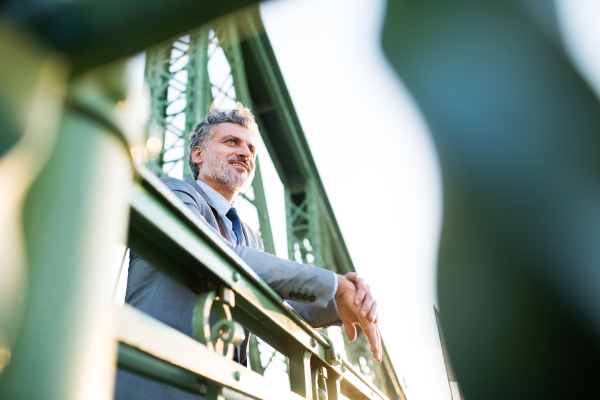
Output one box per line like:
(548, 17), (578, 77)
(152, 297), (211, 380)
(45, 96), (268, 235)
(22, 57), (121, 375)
(0, 53), (133, 398)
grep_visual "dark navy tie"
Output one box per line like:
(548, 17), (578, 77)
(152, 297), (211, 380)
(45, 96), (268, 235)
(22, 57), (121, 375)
(225, 207), (244, 246)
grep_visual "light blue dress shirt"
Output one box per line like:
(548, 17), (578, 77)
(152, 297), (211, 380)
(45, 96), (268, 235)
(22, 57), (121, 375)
(196, 179), (240, 245)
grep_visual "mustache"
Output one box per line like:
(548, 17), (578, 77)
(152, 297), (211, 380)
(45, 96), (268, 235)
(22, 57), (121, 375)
(227, 156), (252, 170)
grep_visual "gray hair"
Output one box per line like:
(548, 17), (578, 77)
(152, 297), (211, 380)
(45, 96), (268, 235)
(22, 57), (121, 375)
(188, 102), (259, 179)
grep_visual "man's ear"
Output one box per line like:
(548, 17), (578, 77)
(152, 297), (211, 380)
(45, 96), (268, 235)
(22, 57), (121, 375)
(191, 146), (204, 164)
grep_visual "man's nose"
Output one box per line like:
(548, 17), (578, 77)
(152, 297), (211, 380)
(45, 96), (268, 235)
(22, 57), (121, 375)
(237, 143), (252, 159)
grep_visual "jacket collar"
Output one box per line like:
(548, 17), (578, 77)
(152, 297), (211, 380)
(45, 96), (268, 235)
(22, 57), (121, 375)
(184, 177), (238, 244)
(184, 177), (217, 210)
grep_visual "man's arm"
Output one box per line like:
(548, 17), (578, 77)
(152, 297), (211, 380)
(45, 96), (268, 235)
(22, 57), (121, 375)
(231, 246), (336, 308)
(164, 178), (381, 361)
(287, 299), (341, 329)
(233, 248), (381, 361)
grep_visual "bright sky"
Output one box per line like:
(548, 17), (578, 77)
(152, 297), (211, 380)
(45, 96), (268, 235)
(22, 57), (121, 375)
(111, 1), (600, 399)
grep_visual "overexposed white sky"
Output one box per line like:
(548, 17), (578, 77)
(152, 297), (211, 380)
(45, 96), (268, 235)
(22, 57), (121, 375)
(111, 1), (600, 399)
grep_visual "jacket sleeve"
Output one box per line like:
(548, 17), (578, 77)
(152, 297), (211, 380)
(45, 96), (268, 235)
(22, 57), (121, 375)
(231, 245), (338, 309)
(287, 299), (342, 328)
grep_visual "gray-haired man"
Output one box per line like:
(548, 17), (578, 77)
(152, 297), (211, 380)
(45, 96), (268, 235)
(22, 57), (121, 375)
(115, 103), (380, 399)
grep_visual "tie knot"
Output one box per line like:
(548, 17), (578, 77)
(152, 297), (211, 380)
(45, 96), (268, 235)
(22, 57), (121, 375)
(226, 207), (240, 222)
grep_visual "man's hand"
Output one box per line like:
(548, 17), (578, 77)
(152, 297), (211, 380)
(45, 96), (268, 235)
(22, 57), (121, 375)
(335, 272), (382, 362)
(345, 272), (378, 323)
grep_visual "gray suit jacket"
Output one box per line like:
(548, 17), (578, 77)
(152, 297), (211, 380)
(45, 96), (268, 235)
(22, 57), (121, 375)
(115, 177), (340, 400)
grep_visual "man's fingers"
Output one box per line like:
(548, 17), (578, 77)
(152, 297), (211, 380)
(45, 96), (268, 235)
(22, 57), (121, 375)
(360, 289), (375, 319)
(352, 276), (367, 306)
(361, 320), (382, 363)
(367, 300), (378, 323)
(345, 272), (358, 281)
(344, 322), (357, 342)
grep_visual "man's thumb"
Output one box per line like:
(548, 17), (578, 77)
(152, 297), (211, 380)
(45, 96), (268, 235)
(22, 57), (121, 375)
(344, 322), (357, 342)
(345, 272), (358, 281)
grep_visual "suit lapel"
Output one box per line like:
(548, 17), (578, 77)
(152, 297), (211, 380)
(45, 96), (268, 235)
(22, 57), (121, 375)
(185, 177), (217, 208)
(184, 177), (237, 244)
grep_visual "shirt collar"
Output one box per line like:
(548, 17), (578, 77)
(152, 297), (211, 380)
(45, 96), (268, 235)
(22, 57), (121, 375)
(196, 179), (231, 216)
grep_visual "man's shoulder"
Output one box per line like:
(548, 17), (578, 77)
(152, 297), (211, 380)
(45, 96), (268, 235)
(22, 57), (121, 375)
(159, 177), (208, 207)
(160, 176), (194, 192)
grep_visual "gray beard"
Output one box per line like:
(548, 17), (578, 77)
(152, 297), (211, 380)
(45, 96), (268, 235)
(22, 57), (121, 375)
(202, 149), (255, 192)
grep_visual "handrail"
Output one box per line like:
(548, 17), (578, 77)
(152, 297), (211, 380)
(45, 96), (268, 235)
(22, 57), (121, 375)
(116, 304), (304, 400)
(124, 165), (390, 399)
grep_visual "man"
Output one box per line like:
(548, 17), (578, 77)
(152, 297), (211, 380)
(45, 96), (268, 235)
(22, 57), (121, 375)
(115, 104), (380, 399)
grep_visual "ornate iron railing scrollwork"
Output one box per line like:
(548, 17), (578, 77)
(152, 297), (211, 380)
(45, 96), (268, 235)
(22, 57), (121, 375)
(312, 366), (329, 400)
(193, 290), (245, 358)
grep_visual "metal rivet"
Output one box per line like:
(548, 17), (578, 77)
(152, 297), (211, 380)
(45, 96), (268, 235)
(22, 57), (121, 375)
(341, 365), (347, 373)
(232, 272), (240, 282)
(310, 338), (317, 348)
(233, 371), (241, 381)
(336, 353), (341, 360)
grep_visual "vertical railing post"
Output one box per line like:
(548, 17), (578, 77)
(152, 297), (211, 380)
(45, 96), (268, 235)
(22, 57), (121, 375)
(247, 335), (265, 375)
(0, 61), (133, 399)
(0, 20), (68, 359)
(207, 382), (225, 400)
(326, 374), (343, 400)
(288, 347), (313, 399)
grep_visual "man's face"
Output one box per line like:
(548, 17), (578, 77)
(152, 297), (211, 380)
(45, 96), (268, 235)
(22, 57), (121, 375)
(196, 122), (257, 192)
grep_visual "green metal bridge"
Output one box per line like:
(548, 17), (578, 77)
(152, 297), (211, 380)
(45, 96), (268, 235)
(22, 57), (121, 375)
(0, 3), (405, 399)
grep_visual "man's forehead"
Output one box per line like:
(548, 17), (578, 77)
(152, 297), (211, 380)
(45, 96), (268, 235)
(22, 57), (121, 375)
(213, 122), (255, 143)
